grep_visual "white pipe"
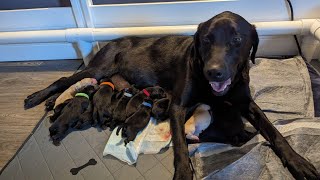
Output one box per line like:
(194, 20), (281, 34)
(310, 19), (320, 41)
(0, 19), (319, 44)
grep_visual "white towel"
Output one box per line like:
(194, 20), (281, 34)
(103, 118), (172, 165)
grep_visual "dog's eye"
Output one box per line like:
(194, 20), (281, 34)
(203, 38), (210, 44)
(232, 36), (242, 45)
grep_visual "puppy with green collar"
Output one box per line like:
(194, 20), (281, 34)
(49, 85), (97, 146)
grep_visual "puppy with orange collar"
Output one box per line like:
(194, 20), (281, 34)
(92, 78), (118, 128)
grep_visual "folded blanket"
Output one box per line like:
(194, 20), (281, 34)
(103, 118), (171, 165)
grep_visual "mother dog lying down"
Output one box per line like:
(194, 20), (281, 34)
(24, 11), (319, 179)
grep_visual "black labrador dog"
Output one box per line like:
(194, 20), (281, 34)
(24, 11), (319, 180)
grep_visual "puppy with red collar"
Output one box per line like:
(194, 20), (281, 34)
(125, 86), (167, 119)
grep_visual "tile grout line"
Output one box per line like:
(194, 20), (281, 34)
(16, 156), (26, 180)
(61, 136), (87, 180)
(32, 135), (56, 180)
(78, 130), (117, 179)
(35, 118), (86, 180)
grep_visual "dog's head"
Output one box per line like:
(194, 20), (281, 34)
(147, 86), (167, 99)
(194, 11), (259, 96)
(152, 98), (170, 120)
(78, 85), (97, 98)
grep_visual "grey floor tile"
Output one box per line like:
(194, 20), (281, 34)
(18, 136), (54, 180)
(73, 150), (113, 180)
(136, 154), (159, 174)
(34, 120), (84, 180)
(94, 143), (126, 174)
(136, 176), (145, 180)
(154, 147), (173, 161)
(143, 163), (173, 180)
(113, 165), (142, 180)
(62, 131), (92, 160)
(160, 151), (174, 174)
(80, 127), (109, 149)
(0, 157), (25, 180)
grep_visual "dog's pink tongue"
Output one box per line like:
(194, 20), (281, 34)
(210, 78), (231, 92)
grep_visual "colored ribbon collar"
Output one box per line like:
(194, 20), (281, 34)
(75, 93), (89, 99)
(100, 82), (115, 90)
(124, 92), (133, 97)
(142, 101), (152, 108)
(142, 89), (150, 97)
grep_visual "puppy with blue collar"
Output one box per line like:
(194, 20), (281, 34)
(117, 98), (154, 145)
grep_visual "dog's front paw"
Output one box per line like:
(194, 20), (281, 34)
(24, 90), (48, 109)
(285, 152), (319, 180)
(173, 164), (193, 180)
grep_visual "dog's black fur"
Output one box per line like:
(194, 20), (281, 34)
(49, 85), (96, 146)
(151, 98), (170, 121)
(110, 87), (139, 130)
(117, 98), (153, 145)
(125, 86), (166, 118)
(45, 92), (62, 111)
(24, 11), (319, 180)
(92, 78), (118, 128)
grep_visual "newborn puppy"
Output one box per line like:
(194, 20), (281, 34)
(126, 86), (166, 119)
(117, 98), (153, 145)
(49, 85), (96, 146)
(110, 87), (138, 130)
(185, 104), (212, 141)
(151, 98), (170, 121)
(92, 78), (117, 128)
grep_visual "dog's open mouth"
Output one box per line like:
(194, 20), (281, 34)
(210, 78), (231, 94)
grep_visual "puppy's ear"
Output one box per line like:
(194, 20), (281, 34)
(194, 23), (203, 60)
(250, 25), (259, 64)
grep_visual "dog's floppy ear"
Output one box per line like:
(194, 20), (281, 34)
(194, 23), (203, 60)
(250, 25), (259, 64)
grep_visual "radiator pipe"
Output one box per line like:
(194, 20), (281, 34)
(1, 19), (320, 44)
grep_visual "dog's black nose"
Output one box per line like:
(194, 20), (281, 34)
(207, 68), (225, 80)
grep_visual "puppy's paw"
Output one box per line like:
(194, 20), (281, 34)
(45, 97), (56, 111)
